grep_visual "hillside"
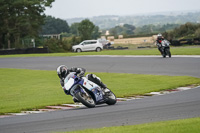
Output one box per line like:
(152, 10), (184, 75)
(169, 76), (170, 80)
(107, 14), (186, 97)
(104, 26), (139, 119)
(66, 11), (200, 29)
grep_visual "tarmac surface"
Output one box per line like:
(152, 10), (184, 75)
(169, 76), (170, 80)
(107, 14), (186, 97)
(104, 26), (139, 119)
(0, 55), (200, 133)
(0, 55), (200, 77)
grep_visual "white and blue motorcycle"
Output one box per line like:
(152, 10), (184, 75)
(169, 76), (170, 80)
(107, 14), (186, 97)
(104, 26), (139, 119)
(64, 72), (117, 108)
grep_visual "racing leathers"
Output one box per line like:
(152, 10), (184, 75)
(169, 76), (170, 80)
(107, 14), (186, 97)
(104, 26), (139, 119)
(156, 37), (164, 53)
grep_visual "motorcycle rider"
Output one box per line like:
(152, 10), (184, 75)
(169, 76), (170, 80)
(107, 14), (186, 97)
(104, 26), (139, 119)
(156, 33), (164, 53)
(56, 65), (110, 102)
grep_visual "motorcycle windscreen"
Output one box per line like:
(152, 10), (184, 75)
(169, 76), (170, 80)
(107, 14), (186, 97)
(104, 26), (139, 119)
(64, 78), (74, 91)
(162, 40), (170, 46)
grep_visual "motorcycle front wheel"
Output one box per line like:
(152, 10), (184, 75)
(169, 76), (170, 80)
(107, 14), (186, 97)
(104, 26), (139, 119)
(105, 91), (117, 105)
(161, 49), (166, 58)
(166, 48), (171, 58)
(75, 91), (95, 108)
(162, 53), (166, 58)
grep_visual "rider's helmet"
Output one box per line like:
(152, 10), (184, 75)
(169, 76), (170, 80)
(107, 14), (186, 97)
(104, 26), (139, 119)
(157, 33), (162, 38)
(157, 33), (164, 42)
(57, 65), (68, 79)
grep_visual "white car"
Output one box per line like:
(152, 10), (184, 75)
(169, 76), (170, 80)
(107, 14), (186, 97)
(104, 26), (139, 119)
(72, 40), (103, 52)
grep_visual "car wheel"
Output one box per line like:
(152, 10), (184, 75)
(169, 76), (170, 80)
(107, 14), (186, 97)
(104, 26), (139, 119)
(76, 48), (81, 53)
(96, 47), (101, 52)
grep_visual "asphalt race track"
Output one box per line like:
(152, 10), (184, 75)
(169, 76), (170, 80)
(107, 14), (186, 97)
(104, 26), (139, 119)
(0, 55), (200, 133)
(0, 55), (200, 77)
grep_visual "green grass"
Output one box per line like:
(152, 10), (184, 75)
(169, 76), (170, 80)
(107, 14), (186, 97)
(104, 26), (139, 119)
(0, 47), (200, 58)
(61, 117), (200, 133)
(0, 68), (71, 114)
(0, 68), (200, 114)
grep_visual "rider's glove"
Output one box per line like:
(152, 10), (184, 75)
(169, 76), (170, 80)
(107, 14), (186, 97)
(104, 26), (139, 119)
(79, 73), (84, 77)
(76, 68), (84, 77)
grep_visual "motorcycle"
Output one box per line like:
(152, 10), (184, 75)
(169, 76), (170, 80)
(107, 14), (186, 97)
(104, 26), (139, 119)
(160, 39), (171, 58)
(64, 72), (117, 108)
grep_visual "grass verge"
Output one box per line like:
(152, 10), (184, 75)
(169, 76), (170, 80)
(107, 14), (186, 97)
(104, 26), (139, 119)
(0, 68), (200, 114)
(60, 117), (200, 133)
(0, 47), (200, 58)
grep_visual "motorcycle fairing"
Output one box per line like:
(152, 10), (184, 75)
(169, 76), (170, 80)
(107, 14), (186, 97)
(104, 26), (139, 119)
(161, 40), (170, 47)
(64, 73), (105, 103)
(64, 78), (74, 91)
(91, 87), (104, 103)
(64, 72), (82, 95)
(82, 77), (104, 103)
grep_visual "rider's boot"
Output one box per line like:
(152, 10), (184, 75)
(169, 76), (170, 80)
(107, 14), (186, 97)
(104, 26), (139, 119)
(103, 87), (111, 93)
(86, 74), (111, 93)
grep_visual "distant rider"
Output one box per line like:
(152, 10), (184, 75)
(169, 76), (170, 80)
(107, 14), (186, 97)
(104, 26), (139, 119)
(156, 33), (164, 53)
(56, 65), (110, 102)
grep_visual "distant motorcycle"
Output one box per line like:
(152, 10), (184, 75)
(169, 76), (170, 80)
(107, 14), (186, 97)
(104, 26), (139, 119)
(64, 72), (117, 108)
(157, 39), (171, 58)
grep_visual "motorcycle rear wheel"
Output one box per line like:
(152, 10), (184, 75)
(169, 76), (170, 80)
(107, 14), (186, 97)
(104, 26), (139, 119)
(75, 91), (95, 108)
(105, 91), (117, 105)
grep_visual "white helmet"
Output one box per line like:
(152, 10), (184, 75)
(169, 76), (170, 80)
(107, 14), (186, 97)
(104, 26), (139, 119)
(157, 33), (162, 37)
(57, 65), (68, 79)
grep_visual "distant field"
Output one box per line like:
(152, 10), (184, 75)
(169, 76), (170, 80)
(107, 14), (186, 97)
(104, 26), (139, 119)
(114, 36), (156, 44)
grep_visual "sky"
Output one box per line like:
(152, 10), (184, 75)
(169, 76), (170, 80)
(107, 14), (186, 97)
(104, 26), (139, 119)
(45, 0), (200, 19)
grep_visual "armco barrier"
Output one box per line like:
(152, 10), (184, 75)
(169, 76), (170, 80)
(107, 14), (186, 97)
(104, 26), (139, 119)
(171, 40), (180, 46)
(0, 48), (49, 55)
(171, 38), (200, 46)
(194, 38), (200, 45)
(179, 39), (193, 45)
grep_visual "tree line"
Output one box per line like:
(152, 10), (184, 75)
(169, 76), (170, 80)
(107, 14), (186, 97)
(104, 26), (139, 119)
(40, 16), (101, 52)
(108, 23), (180, 38)
(163, 22), (200, 40)
(41, 16), (181, 39)
(41, 16), (100, 40)
(0, 0), (100, 52)
(0, 0), (55, 49)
